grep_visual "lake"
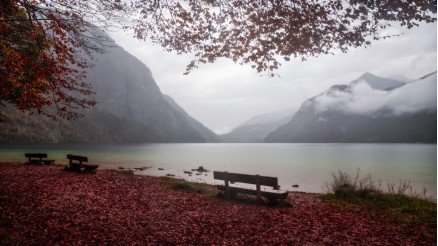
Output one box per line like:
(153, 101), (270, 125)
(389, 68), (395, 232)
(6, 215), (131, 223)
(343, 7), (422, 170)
(0, 143), (436, 197)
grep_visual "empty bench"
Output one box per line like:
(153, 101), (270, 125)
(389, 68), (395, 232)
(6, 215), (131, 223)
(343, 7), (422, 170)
(66, 154), (99, 172)
(25, 153), (55, 165)
(213, 171), (288, 204)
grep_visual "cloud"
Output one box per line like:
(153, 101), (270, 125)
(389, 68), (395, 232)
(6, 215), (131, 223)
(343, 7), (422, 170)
(108, 22), (437, 131)
(314, 73), (437, 115)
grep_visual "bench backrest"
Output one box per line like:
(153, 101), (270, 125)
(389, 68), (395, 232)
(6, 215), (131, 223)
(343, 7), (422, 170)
(213, 171), (278, 187)
(25, 153), (47, 158)
(67, 154), (88, 162)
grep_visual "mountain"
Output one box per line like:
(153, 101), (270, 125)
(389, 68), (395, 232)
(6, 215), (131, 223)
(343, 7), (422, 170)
(220, 108), (296, 143)
(350, 72), (406, 90)
(0, 31), (218, 143)
(264, 72), (437, 143)
(163, 95), (221, 143)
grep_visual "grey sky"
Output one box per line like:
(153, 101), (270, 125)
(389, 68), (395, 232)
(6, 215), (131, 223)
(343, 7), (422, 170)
(109, 23), (436, 134)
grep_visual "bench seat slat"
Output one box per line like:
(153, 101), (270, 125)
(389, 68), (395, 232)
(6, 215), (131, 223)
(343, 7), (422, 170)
(67, 154), (88, 162)
(217, 185), (288, 200)
(29, 159), (55, 164)
(25, 153), (48, 158)
(213, 171), (278, 187)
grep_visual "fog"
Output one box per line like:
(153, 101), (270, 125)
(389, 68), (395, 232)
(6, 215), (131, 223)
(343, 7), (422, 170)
(109, 23), (436, 134)
(314, 73), (437, 115)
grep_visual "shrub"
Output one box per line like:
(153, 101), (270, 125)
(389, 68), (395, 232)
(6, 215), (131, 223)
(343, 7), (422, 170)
(322, 169), (436, 232)
(169, 180), (208, 194)
(325, 169), (433, 201)
(324, 169), (381, 199)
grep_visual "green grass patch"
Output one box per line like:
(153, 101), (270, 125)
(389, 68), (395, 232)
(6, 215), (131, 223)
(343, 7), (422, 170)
(274, 199), (293, 208)
(106, 169), (134, 175)
(322, 170), (436, 235)
(322, 193), (436, 226)
(168, 179), (210, 194)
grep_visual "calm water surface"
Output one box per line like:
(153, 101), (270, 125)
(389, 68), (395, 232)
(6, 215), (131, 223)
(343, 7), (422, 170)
(0, 143), (436, 197)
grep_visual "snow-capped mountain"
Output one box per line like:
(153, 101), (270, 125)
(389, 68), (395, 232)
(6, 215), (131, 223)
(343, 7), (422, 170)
(264, 72), (437, 143)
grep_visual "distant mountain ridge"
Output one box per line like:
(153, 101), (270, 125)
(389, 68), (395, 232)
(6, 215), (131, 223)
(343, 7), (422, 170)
(163, 95), (221, 143)
(0, 30), (219, 143)
(351, 72), (406, 90)
(220, 108), (296, 143)
(264, 72), (437, 143)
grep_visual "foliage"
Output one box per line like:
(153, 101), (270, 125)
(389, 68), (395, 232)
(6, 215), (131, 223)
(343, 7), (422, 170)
(273, 199), (293, 208)
(324, 169), (432, 199)
(168, 179), (209, 194)
(0, 0), (125, 119)
(324, 169), (382, 199)
(1, 0), (436, 118)
(132, 0), (436, 76)
(107, 168), (134, 175)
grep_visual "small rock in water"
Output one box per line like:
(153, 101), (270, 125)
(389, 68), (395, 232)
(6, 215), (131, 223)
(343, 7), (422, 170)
(292, 184), (299, 188)
(118, 167), (125, 170)
(139, 167), (148, 171)
(196, 173), (201, 176)
(166, 174), (175, 177)
(158, 168), (164, 170)
(191, 166), (209, 172)
(184, 171), (193, 175)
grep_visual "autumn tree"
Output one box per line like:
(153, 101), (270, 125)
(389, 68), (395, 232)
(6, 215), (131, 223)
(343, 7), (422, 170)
(132, 0), (436, 76)
(0, 0), (125, 119)
(1, 0), (436, 119)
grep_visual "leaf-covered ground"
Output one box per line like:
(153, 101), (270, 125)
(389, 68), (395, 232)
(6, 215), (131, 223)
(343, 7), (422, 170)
(0, 163), (434, 245)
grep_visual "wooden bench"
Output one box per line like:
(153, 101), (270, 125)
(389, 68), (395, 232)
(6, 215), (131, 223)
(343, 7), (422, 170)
(213, 171), (288, 204)
(24, 153), (55, 165)
(66, 154), (99, 172)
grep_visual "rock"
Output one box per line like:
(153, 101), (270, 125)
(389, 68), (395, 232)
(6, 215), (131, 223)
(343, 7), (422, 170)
(196, 173), (201, 176)
(139, 167), (148, 171)
(184, 171), (193, 175)
(292, 184), (299, 188)
(166, 174), (175, 177)
(118, 167), (125, 170)
(191, 166), (209, 172)
(158, 168), (164, 170)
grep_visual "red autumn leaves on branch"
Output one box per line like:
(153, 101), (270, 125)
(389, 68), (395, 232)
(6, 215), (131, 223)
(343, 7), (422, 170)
(132, 0), (436, 76)
(0, 0), (436, 118)
(0, 0), (123, 119)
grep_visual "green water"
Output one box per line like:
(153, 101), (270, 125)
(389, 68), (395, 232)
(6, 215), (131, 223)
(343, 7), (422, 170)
(0, 143), (435, 196)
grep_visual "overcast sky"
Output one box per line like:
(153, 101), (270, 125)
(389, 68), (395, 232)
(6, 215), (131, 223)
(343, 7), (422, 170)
(109, 23), (436, 134)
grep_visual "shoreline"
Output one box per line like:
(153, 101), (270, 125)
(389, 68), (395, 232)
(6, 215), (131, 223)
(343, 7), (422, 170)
(0, 143), (435, 198)
(0, 162), (435, 245)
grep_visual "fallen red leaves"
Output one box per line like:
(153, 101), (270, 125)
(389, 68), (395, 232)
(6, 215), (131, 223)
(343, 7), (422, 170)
(0, 163), (433, 245)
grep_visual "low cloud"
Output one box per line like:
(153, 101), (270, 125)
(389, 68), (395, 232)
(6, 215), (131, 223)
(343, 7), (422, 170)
(314, 73), (437, 115)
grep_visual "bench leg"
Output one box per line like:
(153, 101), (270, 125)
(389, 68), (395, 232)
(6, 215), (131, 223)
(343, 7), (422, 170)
(225, 179), (230, 199)
(256, 184), (261, 201)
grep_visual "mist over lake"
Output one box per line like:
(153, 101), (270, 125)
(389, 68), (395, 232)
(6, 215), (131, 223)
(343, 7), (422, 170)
(1, 143), (435, 197)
